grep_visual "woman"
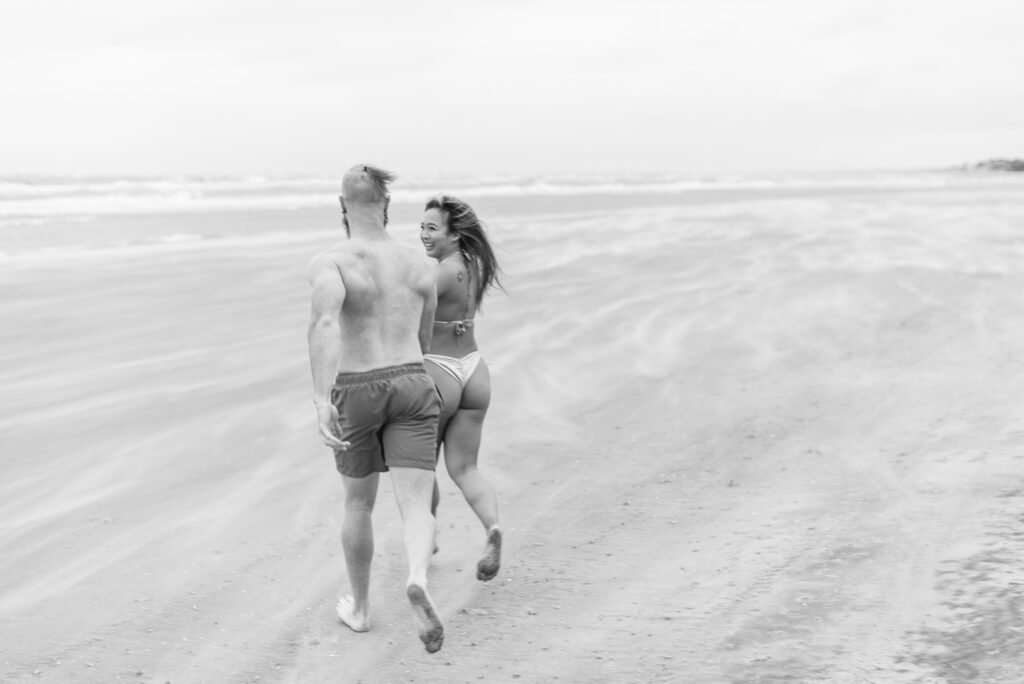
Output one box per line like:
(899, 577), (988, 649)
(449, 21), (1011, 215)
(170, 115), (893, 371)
(419, 195), (503, 581)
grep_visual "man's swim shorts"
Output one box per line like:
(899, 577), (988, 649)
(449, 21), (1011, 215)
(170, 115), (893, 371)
(331, 363), (441, 478)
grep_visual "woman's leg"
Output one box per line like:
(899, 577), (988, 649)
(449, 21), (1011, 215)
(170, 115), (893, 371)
(442, 361), (502, 580)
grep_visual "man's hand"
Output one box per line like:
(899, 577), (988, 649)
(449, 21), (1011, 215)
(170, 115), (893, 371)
(315, 402), (350, 450)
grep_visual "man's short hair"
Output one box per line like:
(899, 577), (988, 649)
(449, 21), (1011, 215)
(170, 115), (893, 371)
(342, 164), (396, 205)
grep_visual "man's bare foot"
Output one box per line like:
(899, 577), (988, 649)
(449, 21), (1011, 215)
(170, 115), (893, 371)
(336, 596), (371, 632)
(406, 584), (444, 653)
(476, 525), (502, 581)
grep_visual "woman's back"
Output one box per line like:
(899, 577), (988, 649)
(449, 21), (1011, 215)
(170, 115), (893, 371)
(431, 253), (481, 356)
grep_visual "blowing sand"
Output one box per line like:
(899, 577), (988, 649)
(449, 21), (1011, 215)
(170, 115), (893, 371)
(2, 182), (1024, 683)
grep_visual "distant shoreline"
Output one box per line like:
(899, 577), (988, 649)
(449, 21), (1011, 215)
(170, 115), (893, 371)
(957, 158), (1024, 172)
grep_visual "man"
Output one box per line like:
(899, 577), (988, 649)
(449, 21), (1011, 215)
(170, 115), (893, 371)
(307, 164), (444, 654)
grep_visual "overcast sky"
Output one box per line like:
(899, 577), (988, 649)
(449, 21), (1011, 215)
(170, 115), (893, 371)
(3, 0), (1022, 176)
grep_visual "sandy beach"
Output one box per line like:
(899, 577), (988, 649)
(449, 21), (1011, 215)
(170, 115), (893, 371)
(2, 173), (1024, 683)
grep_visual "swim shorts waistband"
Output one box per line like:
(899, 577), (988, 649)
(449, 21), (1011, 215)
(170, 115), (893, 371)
(334, 363), (426, 387)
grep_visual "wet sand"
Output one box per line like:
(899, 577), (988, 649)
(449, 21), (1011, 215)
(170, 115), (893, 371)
(2, 184), (1024, 683)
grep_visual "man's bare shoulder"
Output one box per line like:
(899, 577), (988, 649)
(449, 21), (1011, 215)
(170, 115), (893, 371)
(390, 237), (426, 259)
(406, 244), (438, 281)
(371, 239), (430, 274)
(307, 247), (350, 286)
(308, 243), (366, 271)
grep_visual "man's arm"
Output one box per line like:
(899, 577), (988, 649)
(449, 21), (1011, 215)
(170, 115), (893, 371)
(418, 273), (438, 355)
(307, 253), (349, 449)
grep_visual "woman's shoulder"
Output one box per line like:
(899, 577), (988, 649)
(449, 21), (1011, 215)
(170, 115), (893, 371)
(436, 254), (469, 289)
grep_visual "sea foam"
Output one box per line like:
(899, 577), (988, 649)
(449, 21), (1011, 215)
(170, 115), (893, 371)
(0, 170), (994, 218)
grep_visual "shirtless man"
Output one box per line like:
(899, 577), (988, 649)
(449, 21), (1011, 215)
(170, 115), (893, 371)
(307, 164), (443, 654)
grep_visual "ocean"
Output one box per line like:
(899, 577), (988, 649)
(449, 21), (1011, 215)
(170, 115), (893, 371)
(3, 169), (1019, 259)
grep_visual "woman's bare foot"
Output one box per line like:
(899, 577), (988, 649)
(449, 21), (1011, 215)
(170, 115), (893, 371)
(476, 526), (502, 581)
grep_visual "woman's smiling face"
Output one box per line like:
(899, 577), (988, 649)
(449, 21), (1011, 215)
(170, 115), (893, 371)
(420, 208), (457, 259)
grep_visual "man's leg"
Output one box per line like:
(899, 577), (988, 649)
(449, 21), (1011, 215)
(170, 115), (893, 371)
(339, 472), (379, 631)
(390, 465), (444, 653)
(424, 361), (461, 520)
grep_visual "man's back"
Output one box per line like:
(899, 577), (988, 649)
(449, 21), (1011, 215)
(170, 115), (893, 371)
(307, 164), (445, 654)
(311, 237), (435, 372)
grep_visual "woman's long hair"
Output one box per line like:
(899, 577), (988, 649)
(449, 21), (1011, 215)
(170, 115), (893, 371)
(425, 195), (504, 304)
